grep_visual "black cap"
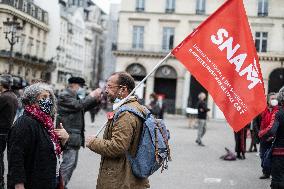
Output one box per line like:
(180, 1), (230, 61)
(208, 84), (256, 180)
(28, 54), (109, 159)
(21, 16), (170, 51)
(0, 74), (12, 89)
(68, 77), (86, 86)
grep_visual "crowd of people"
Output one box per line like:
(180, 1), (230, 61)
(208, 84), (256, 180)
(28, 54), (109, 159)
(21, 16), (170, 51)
(0, 72), (168, 189)
(187, 89), (284, 189)
(230, 90), (284, 188)
(0, 71), (284, 189)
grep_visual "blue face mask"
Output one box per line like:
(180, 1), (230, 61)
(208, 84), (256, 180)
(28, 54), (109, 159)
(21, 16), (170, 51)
(38, 98), (53, 114)
(113, 98), (122, 110)
(77, 87), (86, 99)
(114, 98), (121, 103)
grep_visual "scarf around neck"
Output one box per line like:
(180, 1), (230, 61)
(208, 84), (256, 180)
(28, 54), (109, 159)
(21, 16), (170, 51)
(25, 105), (62, 156)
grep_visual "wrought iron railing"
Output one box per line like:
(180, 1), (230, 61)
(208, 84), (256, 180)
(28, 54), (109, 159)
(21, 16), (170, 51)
(113, 43), (172, 54)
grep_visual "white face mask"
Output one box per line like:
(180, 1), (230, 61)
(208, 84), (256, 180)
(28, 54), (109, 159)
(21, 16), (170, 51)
(270, 99), (278, 107)
(77, 87), (86, 99)
(113, 98), (122, 110)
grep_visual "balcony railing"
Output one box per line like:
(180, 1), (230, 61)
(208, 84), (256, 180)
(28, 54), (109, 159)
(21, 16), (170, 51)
(0, 0), (49, 24)
(0, 49), (51, 66)
(165, 8), (175, 13)
(258, 12), (268, 17)
(113, 43), (173, 54)
(196, 9), (205, 15)
(136, 7), (144, 12)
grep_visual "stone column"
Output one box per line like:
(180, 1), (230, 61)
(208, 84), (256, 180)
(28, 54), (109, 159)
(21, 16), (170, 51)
(181, 72), (191, 114)
(145, 75), (155, 105)
(175, 76), (185, 114)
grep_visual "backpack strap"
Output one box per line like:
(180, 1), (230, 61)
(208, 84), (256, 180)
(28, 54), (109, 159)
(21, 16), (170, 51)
(113, 105), (146, 122)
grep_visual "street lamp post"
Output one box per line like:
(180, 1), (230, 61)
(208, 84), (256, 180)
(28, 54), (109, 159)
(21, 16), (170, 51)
(3, 16), (23, 74)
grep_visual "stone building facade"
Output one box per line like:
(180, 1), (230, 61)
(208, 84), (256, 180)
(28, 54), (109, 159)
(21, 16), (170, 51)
(0, 0), (53, 84)
(114, 0), (284, 117)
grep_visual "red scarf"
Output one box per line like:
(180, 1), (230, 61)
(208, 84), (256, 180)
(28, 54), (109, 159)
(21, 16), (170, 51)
(25, 105), (62, 156)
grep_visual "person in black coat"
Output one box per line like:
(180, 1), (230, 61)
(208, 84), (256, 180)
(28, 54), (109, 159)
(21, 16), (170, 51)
(0, 74), (18, 189)
(259, 87), (284, 189)
(57, 77), (102, 188)
(195, 92), (210, 146)
(7, 83), (69, 189)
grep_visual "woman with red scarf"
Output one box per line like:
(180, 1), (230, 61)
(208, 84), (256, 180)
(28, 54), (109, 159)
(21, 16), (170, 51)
(7, 83), (69, 189)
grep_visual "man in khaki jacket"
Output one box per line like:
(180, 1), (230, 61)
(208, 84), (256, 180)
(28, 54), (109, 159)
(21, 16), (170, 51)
(86, 72), (150, 189)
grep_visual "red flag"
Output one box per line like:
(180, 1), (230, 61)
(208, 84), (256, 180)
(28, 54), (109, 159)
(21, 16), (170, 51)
(172, 0), (266, 131)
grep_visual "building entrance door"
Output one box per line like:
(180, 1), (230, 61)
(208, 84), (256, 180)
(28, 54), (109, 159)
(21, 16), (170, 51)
(154, 65), (177, 114)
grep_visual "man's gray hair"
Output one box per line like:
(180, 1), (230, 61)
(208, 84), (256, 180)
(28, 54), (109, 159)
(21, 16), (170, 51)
(277, 86), (284, 104)
(22, 82), (57, 116)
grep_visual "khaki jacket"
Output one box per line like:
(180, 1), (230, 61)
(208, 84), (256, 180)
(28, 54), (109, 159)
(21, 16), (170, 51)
(88, 97), (150, 189)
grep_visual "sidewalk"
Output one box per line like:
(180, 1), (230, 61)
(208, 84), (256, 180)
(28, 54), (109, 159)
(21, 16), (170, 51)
(68, 112), (271, 189)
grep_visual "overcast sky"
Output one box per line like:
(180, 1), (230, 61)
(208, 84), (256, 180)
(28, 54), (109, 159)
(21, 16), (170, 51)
(92, 0), (121, 14)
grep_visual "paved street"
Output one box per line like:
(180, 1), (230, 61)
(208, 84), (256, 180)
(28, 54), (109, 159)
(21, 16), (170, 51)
(67, 111), (271, 189)
(3, 110), (271, 189)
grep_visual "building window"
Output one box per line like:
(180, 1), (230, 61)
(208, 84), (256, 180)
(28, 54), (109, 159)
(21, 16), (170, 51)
(37, 28), (41, 37)
(132, 26), (144, 49)
(79, 0), (83, 6)
(18, 66), (22, 75)
(27, 37), (34, 54)
(196, 0), (205, 15)
(31, 5), (35, 17)
(23, 1), (28, 12)
(42, 42), (46, 58)
(258, 0), (268, 16)
(43, 12), (48, 24)
(255, 32), (268, 52)
(84, 10), (89, 20)
(165, 0), (175, 13)
(14, 0), (20, 8)
(30, 25), (34, 35)
(38, 9), (42, 21)
(26, 68), (30, 77)
(162, 27), (174, 51)
(136, 0), (145, 12)
(36, 40), (40, 56)
(20, 34), (26, 53)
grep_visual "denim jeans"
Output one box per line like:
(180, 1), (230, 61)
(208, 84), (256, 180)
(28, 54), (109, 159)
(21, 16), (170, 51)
(260, 141), (272, 175)
(61, 149), (79, 189)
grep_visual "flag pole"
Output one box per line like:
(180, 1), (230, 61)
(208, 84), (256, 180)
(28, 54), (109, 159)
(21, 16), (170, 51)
(94, 52), (172, 137)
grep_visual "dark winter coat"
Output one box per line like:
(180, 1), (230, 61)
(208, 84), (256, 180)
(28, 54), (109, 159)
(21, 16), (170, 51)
(197, 100), (210, 120)
(7, 113), (58, 189)
(57, 88), (99, 149)
(261, 106), (284, 156)
(0, 90), (18, 134)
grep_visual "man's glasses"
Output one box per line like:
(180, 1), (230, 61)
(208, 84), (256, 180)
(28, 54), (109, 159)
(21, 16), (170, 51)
(105, 85), (124, 89)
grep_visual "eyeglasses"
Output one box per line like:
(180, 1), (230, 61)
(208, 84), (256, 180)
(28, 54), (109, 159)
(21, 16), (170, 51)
(105, 85), (127, 89)
(105, 85), (121, 89)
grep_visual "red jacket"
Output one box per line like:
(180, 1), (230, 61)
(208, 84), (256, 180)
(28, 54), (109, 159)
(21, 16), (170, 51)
(258, 105), (279, 138)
